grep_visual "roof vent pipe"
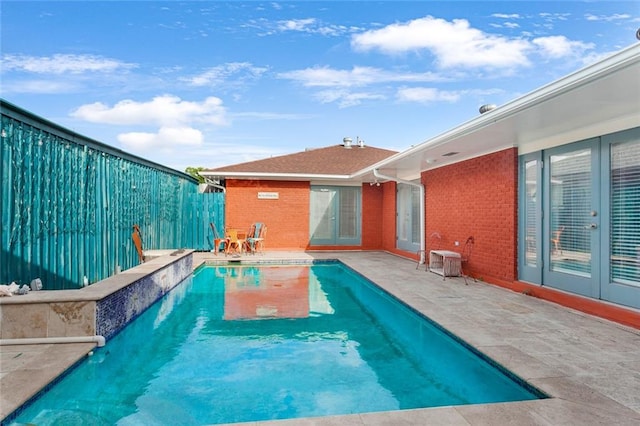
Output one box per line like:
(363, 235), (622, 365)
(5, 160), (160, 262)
(343, 137), (352, 149)
(479, 104), (497, 114)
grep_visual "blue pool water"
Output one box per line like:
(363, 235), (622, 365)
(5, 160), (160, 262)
(10, 263), (544, 425)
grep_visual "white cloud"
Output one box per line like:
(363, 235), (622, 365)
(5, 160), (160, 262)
(0, 79), (78, 94)
(278, 66), (445, 88)
(1, 53), (136, 74)
(182, 62), (268, 87)
(351, 16), (531, 69)
(532, 36), (594, 59)
(313, 89), (385, 108)
(71, 95), (227, 127)
(118, 126), (203, 152)
(580, 49), (619, 67)
(492, 14), (521, 19)
(396, 87), (460, 104)
(232, 111), (315, 120)
(248, 16), (357, 37)
(585, 13), (631, 22)
(278, 18), (316, 31)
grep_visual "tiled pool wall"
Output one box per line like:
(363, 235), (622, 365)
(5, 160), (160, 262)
(97, 253), (193, 340)
(0, 252), (194, 342)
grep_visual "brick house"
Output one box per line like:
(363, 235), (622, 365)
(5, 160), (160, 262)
(203, 142), (398, 252)
(203, 44), (640, 323)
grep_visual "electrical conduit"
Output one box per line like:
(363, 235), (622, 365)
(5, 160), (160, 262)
(0, 335), (106, 347)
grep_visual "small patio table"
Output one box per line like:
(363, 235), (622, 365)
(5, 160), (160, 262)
(429, 250), (462, 279)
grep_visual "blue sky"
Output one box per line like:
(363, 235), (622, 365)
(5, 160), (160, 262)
(2, 1), (639, 172)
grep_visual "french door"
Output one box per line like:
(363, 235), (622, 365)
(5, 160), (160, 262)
(309, 186), (361, 246)
(542, 139), (600, 298)
(396, 183), (421, 252)
(519, 127), (640, 309)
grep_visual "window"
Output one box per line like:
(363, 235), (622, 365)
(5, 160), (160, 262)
(611, 140), (640, 287)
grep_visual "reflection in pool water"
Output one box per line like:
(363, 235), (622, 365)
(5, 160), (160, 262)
(10, 263), (545, 425)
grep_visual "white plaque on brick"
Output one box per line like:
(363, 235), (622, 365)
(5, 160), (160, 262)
(258, 192), (279, 199)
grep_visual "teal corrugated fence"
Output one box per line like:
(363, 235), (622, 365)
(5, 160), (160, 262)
(1, 100), (225, 289)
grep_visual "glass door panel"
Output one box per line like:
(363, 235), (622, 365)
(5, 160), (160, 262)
(524, 159), (538, 267)
(549, 148), (592, 277)
(310, 188), (336, 243)
(610, 139), (640, 288)
(397, 184), (420, 252)
(338, 187), (359, 240)
(602, 128), (640, 309)
(544, 140), (600, 298)
(519, 153), (542, 284)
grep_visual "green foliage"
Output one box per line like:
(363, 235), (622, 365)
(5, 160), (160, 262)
(185, 166), (205, 184)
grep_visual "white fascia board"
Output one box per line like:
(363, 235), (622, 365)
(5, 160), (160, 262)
(200, 171), (351, 180)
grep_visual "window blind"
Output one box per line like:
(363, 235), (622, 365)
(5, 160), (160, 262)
(611, 140), (640, 286)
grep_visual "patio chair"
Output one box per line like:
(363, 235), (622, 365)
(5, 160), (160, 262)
(132, 224), (144, 264)
(460, 236), (476, 285)
(244, 222), (266, 254)
(248, 224), (267, 255)
(225, 228), (247, 256)
(209, 222), (226, 255)
(417, 231), (442, 270)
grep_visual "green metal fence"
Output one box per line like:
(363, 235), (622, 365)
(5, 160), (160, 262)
(1, 99), (224, 289)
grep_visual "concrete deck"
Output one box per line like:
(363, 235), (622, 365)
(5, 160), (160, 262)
(2, 251), (639, 425)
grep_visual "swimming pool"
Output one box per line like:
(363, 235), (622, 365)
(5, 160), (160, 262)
(9, 262), (545, 424)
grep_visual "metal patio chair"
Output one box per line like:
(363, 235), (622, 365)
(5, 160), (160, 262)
(460, 236), (476, 285)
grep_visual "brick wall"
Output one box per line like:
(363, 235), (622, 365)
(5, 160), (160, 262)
(225, 180), (310, 250)
(361, 184), (384, 249)
(423, 148), (518, 282)
(226, 180), (390, 250)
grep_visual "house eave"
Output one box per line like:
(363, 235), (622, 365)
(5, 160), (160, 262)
(200, 171), (353, 181)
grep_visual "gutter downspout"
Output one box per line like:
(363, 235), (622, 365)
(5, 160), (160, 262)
(0, 335), (106, 347)
(203, 177), (226, 193)
(373, 169), (426, 264)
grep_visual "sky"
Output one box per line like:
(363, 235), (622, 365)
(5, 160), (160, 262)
(2, 1), (639, 173)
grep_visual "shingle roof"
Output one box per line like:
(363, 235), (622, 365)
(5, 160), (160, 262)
(205, 144), (398, 176)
